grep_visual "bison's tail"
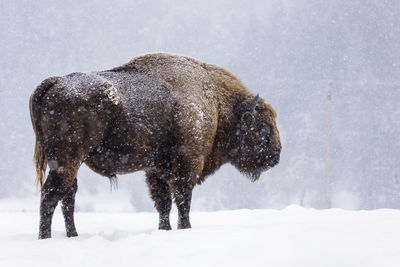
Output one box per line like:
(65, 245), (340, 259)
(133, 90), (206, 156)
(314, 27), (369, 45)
(30, 77), (58, 188)
(33, 139), (47, 187)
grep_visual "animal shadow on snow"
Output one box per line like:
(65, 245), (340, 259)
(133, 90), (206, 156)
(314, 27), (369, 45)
(72, 228), (158, 241)
(8, 229), (156, 241)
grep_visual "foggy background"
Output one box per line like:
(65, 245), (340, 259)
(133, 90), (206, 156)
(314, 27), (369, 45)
(1, 0), (399, 211)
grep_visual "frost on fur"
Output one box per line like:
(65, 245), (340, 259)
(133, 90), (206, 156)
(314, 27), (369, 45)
(105, 84), (120, 105)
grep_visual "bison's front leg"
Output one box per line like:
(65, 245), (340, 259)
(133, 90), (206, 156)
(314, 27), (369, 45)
(171, 179), (194, 229)
(61, 179), (78, 237)
(146, 172), (172, 230)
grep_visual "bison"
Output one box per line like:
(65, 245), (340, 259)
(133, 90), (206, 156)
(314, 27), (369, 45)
(30, 53), (281, 239)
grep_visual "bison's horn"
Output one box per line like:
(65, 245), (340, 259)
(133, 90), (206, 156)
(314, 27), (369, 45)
(248, 94), (259, 113)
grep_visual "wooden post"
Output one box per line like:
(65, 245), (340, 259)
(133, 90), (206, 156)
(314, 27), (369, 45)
(326, 82), (332, 208)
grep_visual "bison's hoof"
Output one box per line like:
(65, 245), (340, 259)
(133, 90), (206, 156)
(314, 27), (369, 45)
(67, 231), (78, 238)
(177, 221), (191, 229)
(159, 222), (172, 230)
(38, 233), (51, 239)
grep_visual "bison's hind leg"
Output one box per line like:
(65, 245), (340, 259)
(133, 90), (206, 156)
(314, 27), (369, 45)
(146, 172), (172, 230)
(61, 178), (78, 237)
(39, 162), (80, 239)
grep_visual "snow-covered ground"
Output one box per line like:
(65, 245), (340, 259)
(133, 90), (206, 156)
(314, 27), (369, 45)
(1, 206), (399, 267)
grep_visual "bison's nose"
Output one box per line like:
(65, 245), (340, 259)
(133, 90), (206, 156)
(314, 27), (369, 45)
(267, 153), (280, 167)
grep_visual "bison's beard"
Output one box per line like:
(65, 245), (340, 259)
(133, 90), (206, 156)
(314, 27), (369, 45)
(249, 170), (262, 182)
(243, 167), (269, 182)
(232, 145), (278, 182)
(244, 152), (280, 182)
(233, 156), (269, 182)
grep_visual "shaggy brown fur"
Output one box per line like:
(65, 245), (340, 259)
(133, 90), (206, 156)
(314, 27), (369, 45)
(30, 53), (281, 239)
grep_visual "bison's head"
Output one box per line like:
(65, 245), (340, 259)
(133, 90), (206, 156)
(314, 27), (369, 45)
(232, 94), (281, 181)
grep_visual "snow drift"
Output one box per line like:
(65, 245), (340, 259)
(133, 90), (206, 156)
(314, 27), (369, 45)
(1, 206), (399, 267)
